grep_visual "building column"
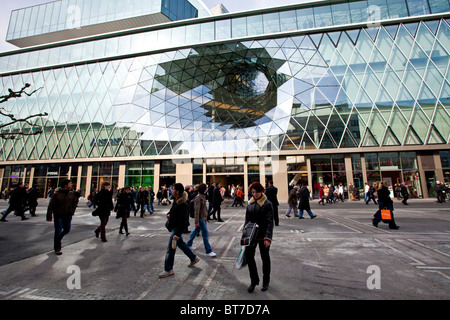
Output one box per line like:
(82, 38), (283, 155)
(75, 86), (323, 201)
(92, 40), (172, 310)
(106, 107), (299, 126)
(417, 153), (428, 199)
(244, 157), (249, 201)
(76, 166), (82, 191)
(85, 164), (93, 198)
(273, 155), (289, 202)
(154, 162), (161, 193)
(345, 154), (354, 186)
(259, 158), (265, 186)
(176, 160), (193, 187)
(29, 167), (35, 188)
(361, 153), (368, 186)
(306, 156), (312, 189)
(0, 168), (4, 191)
(118, 162), (126, 189)
(203, 161), (207, 184)
(434, 151), (445, 182)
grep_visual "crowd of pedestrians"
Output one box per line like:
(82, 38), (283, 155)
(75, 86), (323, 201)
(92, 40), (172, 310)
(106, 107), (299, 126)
(1, 176), (449, 293)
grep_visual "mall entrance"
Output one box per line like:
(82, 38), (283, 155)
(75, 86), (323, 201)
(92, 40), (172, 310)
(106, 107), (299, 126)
(207, 175), (245, 198)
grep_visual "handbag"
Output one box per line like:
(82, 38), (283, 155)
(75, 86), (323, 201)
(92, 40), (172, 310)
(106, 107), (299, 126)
(165, 219), (172, 232)
(240, 222), (259, 246)
(236, 246), (247, 270)
(381, 208), (392, 221)
(92, 207), (100, 217)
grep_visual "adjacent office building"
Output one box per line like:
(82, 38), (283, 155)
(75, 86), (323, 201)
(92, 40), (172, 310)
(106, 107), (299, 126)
(0, 0), (449, 200)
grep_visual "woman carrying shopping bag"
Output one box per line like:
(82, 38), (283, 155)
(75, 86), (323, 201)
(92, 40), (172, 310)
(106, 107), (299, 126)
(244, 182), (274, 293)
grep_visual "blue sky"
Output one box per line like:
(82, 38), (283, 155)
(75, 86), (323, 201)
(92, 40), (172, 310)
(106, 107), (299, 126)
(0, 0), (311, 52)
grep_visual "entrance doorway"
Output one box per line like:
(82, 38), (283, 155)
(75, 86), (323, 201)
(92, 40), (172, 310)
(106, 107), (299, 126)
(46, 178), (58, 197)
(160, 176), (175, 189)
(425, 171), (437, 197)
(207, 175), (244, 198)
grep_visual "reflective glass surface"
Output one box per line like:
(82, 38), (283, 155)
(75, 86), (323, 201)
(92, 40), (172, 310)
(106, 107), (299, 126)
(0, 14), (449, 160)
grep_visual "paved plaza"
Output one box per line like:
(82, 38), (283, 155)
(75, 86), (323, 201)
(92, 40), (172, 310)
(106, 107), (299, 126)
(0, 197), (449, 302)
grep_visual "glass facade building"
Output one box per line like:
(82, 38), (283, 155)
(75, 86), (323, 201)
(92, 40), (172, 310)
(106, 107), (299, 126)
(0, 0), (449, 200)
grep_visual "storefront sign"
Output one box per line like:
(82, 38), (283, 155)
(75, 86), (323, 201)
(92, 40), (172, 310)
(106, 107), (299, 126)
(90, 138), (122, 147)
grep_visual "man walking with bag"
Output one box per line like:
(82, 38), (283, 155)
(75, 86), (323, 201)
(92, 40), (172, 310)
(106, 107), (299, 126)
(46, 179), (79, 255)
(187, 183), (216, 257)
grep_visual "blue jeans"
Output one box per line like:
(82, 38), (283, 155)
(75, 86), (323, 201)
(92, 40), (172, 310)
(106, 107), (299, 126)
(186, 220), (212, 254)
(285, 204), (298, 217)
(164, 230), (196, 272)
(299, 209), (315, 218)
(54, 215), (72, 251)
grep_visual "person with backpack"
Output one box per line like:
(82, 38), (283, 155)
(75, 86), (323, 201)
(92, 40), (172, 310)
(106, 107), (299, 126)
(187, 183), (216, 257)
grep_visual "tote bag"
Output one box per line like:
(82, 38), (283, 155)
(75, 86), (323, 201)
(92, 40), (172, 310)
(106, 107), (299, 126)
(240, 222), (259, 246)
(381, 208), (392, 221)
(236, 246), (247, 270)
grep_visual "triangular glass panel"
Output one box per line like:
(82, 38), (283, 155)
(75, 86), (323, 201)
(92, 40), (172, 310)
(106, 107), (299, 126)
(320, 129), (338, 149)
(410, 105), (431, 138)
(367, 107), (388, 145)
(425, 20), (439, 36)
(361, 128), (379, 147)
(432, 103), (450, 142)
(327, 32), (341, 47)
(396, 25), (414, 59)
(431, 41), (448, 76)
(346, 30), (360, 45)
(309, 34), (323, 48)
(404, 22), (419, 38)
(340, 129), (359, 148)
(402, 63), (422, 100)
(384, 25), (399, 40)
(389, 105), (409, 143)
(281, 135), (298, 151)
(347, 112), (365, 144)
(382, 127), (401, 146)
(404, 125), (423, 145)
(364, 27), (379, 42)
(417, 83), (438, 119)
(427, 125), (446, 144)
(376, 27), (394, 60)
(437, 20), (450, 55)
(423, 61), (444, 97)
(305, 114), (325, 147)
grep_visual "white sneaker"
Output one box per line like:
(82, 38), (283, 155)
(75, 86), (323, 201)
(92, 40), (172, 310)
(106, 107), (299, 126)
(189, 245), (196, 250)
(159, 270), (174, 278)
(206, 252), (217, 258)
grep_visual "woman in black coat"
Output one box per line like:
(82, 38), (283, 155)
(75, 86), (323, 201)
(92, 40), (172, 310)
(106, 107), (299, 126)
(115, 187), (134, 236)
(244, 182), (274, 293)
(94, 182), (114, 242)
(298, 183), (317, 219)
(372, 182), (399, 230)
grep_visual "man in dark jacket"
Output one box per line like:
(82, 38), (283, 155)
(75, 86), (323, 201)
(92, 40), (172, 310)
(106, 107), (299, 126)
(159, 183), (199, 278)
(400, 183), (409, 205)
(298, 183), (317, 219)
(435, 181), (445, 203)
(265, 181), (279, 226)
(46, 179), (79, 255)
(206, 182), (215, 216)
(1, 181), (28, 222)
(209, 182), (224, 222)
(27, 185), (39, 217)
